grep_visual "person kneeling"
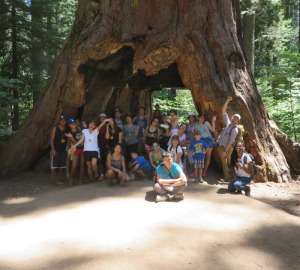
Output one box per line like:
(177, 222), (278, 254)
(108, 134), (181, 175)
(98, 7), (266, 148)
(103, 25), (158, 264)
(228, 142), (254, 196)
(154, 152), (187, 202)
(128, 152), (152, 181)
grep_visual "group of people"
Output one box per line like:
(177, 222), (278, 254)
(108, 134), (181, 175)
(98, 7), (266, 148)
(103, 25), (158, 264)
(50, 96), (255, 201)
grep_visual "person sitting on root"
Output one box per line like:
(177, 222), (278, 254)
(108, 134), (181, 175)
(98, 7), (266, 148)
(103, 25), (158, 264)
(128, 151), (152, 181)
(106, 143), (129, 187)
(228, 141), (253, 196)
(154, 152), (187, 202)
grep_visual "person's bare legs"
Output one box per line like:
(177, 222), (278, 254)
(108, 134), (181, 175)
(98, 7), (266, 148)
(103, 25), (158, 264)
(91, 158), (99, 178)
(204, 147), (213, 172)
(51, 168), (56, 183)
(86, 161), (93, 180)
(131, 164), (146, 179)
(79, 155), (84, 184)
(70, 155), (79, 185)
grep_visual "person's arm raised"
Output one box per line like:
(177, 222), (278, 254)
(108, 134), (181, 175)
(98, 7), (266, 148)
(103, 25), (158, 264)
(97, 119), (109, 132)
(222, 96), (232, 115)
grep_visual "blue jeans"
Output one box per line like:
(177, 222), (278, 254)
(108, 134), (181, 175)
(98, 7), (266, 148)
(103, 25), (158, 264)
(228, 176), (252, 192)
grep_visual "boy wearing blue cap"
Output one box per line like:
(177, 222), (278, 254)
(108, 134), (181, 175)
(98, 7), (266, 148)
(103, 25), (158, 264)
(65, 118), (84, 185)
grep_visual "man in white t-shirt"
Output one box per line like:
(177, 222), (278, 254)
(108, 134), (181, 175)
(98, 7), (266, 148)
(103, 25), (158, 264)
(72, 119), (109, 180)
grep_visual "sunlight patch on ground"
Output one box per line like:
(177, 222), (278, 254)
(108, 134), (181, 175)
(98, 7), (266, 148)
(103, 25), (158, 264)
(0, 196), (263, 264)
(0, 196), (35, 205)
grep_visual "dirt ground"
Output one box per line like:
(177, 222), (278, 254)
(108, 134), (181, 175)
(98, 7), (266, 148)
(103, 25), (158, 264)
(1, 171), (299, 217)
(0, 172), (299, 270)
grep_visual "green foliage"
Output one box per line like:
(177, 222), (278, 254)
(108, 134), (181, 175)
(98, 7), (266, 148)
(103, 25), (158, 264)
(153, 89), (198, 124)
(253, 0), (300, 142)
(0, 77), (22, 146)
(0, 0), (77, 135)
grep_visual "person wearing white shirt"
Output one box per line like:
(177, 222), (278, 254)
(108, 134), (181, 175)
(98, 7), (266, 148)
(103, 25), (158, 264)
(72, 119), (109, 180)
(228, 142), (254, 196)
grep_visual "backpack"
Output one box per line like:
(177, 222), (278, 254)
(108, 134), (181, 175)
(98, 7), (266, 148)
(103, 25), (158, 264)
(243, 153), (258, 175)
(228, 124), (243, 145)
(167, 145), (185, 163)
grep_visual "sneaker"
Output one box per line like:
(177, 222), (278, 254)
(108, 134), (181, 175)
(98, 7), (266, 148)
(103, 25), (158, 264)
(244, 186), (251, 196)
(198, 177), (204, 183)
(190, 172), (195, 177)
(155, 195), (168, 202)
(202, 170), (207, 176)
(174, 193), (185, 200)
(194, 178), (199, 183)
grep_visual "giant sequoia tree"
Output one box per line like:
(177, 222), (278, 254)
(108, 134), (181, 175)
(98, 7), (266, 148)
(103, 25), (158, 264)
(0, 0), (299, 181)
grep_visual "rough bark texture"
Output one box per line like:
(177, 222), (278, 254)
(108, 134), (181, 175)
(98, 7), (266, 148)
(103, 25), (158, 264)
(0, 0), (299, 182)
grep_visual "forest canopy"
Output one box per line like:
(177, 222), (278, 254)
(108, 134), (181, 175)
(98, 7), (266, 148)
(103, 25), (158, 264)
(0, 0), (299, 147)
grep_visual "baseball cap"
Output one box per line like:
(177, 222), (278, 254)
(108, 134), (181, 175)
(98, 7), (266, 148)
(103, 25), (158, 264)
(99, 113), (106, 117)
(162, 152), (173, 157)
(68, 118), (75, 125)
(233, 114), (241, 120)
(187, 112), (196, 119)
(59, 115), (67, 120)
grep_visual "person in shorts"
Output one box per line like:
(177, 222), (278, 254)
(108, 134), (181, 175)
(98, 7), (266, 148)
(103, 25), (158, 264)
(50, 115), (68, 183)
(72, 119), (109, 181)
(189, 131), (208, 183)
(65, 118), (84, 185)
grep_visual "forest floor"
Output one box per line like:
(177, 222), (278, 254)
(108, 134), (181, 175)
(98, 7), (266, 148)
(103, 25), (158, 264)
(0, 170), (299, 217)
(0, 171), (299, 270)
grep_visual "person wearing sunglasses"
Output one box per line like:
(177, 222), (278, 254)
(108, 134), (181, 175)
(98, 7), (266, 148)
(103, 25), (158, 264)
(149, 140), (164, 181)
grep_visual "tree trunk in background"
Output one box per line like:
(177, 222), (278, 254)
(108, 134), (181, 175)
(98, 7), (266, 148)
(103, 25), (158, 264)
(0, 0), (299, 181)
(242, 0), (255, 75)
(10, 1), (19, 131)
(31, 0), (44, 103)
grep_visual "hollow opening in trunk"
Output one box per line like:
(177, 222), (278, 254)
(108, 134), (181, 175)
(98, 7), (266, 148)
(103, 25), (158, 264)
(77, 46), (220, 173)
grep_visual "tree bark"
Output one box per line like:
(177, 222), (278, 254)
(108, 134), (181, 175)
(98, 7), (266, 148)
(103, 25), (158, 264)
(241, 0), (255, 76)
(0, 0), (298, 182)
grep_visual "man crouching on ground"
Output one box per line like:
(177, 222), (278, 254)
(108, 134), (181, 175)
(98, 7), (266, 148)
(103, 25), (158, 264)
(154, 152), (187, 202)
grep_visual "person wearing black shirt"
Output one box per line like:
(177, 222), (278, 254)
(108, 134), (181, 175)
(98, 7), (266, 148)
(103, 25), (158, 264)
(50, 115), (68, 183)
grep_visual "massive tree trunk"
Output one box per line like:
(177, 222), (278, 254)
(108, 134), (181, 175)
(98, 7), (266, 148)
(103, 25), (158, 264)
(0, 0), (299, 181)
